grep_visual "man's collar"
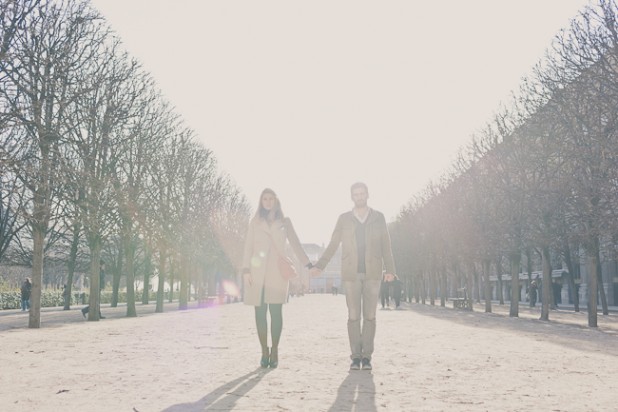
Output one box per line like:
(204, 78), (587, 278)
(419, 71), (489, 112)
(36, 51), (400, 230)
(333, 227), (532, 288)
(353, 207), (371, 223)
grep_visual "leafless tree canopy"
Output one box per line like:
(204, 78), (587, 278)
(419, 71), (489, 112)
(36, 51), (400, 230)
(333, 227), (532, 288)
(0, 0), (250, 326)
(391, 0), (618, 327)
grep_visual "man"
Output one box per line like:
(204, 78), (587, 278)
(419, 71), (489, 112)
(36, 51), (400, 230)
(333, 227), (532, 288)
(380, 273), (390, 309)
(529, 280), (538, 308)
(391, 274), (402, 309)
(310, 182), (396, 371)
(20, 278), (32, 311)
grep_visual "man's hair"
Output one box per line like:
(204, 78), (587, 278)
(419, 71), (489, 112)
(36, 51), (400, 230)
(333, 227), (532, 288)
(350, 182), (368, 193)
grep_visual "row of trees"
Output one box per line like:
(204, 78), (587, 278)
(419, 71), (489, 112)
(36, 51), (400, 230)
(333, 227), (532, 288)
(391, 0), (618, 327)
(0, 0), (250, 327)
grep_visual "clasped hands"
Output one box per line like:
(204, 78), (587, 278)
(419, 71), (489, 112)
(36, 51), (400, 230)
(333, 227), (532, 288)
(246, 265), (394, 280)
(243, 266), (322, 283)
(309, 265), (395, 282)
(383, 273), (395, 282)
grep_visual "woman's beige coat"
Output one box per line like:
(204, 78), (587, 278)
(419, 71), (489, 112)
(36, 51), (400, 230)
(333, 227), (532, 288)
(242, 217), (309, 305)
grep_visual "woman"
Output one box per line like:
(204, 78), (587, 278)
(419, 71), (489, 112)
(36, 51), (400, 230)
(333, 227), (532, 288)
(241, 188), (311, 368)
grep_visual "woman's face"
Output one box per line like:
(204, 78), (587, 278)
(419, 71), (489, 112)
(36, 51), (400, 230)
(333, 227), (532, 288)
(261, 192), (276, 211)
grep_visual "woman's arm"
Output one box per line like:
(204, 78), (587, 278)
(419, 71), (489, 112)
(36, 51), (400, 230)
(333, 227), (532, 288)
(315, 214), (344, 271)
(284, 218), (310, 267)
(241, 219), (255, 274)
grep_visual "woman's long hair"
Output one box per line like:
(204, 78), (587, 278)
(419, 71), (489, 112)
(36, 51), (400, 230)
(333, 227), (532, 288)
(256, 188), (284, 222)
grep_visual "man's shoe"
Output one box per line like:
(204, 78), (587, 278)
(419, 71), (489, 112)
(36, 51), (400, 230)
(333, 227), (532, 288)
(361, 358), (372, 370)
(350, 358), (361, 370)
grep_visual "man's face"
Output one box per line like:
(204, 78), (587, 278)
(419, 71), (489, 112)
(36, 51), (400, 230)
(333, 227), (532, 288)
(351, 187), (368, 208)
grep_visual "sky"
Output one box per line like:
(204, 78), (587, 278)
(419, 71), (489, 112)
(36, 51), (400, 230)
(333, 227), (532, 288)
(90, 0), (591, 245)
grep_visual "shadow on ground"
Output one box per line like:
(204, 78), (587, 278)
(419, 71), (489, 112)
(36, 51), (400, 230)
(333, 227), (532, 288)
(328, 371), (376, 412)
(160, 368), (272, 412)
(403, 300), (618, 356)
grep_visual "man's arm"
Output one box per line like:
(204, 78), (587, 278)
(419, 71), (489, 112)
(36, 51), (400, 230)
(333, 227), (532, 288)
(314, 214), (344, 271)
(381, 214), (396, 277)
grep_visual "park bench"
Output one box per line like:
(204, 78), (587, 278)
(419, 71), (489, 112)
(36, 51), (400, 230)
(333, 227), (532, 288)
(197, 296), (219, 308)
(451, 287), (472, 310)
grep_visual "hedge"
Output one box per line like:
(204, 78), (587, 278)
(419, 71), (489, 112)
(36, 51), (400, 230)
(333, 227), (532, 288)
(0, 290), (180, 310)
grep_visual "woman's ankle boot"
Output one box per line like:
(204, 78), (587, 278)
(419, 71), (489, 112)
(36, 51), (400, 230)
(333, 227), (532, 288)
(269, 347), (278, 369)
(260, 347), (270, 368)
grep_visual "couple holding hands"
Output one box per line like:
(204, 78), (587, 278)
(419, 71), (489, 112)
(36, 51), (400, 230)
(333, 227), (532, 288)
(241, 182), (396, 371)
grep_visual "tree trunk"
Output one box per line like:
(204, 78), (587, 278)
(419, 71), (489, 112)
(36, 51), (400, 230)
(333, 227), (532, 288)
(406, 275), (411, 302)
(28, 228), (45, 328)
(87, 238), (102, 321)
(451, 265), (458, 298)
(429, 267), (436, 306)
(509, 252), (520, 317)
(169, 258), (175, 303)
(475, 267), (482, 303)
(562, 240), (580, 312)
(526, 248), (533, 282)
(179, 254), (189, 310)
(156, 246), (167, 313)
(482, 259), (492, 313)
(466, 263), (474, 311)
(28, 141), (53, 328)
(420, 271), (426, 305)
(207, 268), (216, 296)
(124, 234), (137, 317)
(64, 223), (80, 310)
(586, 249), (598, 327)
(495, 257), (504, 305)
(595, 248), (608, 315)
(142, 247), (152, 305)
(440, 268), (447, 307)
(549, 274), (557, 310)
(111, 250), (123, 307)
(540, 246), (552, 321)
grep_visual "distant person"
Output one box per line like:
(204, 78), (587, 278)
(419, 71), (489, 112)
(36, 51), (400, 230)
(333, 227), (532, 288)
(311, 182), (396, 371)
(392, 274), (402, 309)
(552, 280), (562, 307)
(535, 275), (542, 304)
(241, 188), (311, 369)
(82, 260), (106, 319)
(529, 280), (538, 308)
(380, 273), (390, 309)
(20, 278), (32, 311)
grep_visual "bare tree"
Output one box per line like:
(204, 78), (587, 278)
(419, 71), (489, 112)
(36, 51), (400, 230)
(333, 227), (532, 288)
(174, 140), (217, 310)
(148, 132), (184, 313)
(533, 1), (618, 326)
(0, 0), (40, 64)
(205, 178), (250, 292)
(0, 163), (28, 262)
(1, 0), (105, 327)
(112, 82), (175, 316)
(64, 34), (138, 321)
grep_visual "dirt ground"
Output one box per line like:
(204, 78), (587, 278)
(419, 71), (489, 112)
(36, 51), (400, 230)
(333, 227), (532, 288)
(1, 295), (617, 411)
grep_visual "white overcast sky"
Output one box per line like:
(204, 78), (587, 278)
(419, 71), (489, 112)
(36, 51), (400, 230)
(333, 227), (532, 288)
(91, 0), (591, 245)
